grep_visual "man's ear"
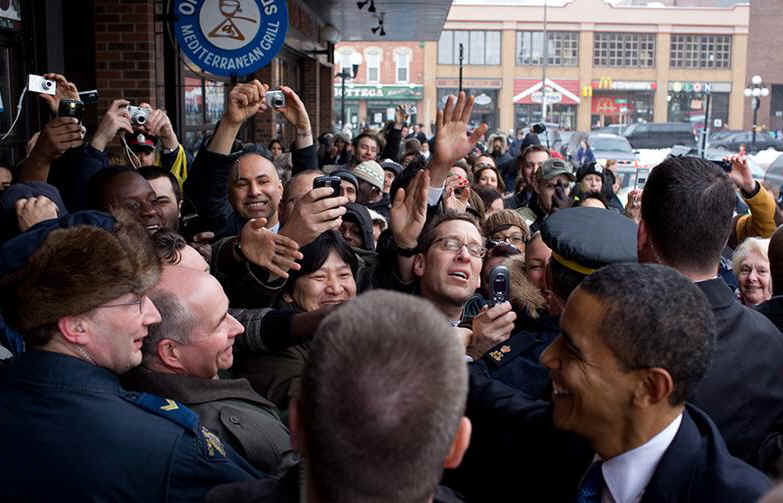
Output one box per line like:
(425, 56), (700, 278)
(444, 417), (472, 469)
(637, 220), (659, 264)
(57, 315), (90, 346)
(177, 199), (183, 218)
(633, 367), (674, 408)
(157, 339), (186, 371)
(282, 291), (295, 304)
(412, 252), (425, 279)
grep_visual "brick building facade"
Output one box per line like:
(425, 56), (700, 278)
(333, 41), (426, 130)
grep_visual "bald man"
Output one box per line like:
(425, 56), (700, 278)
(120, 266), (297, 475)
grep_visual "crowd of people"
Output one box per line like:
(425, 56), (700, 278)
(2, 71), (783, 502)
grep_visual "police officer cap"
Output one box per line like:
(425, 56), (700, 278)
(540, 207), (637, 275)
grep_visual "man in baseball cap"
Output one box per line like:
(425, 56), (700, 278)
(353, 160), (390, 220)
(518, 158), (576, 234)
(125, 132), (158, 167)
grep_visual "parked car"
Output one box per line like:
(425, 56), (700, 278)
(565, 133), (637, 171)
(622, 122), (695, 149)
(591, 124), (627, 136)
(708, 130), (783, 154)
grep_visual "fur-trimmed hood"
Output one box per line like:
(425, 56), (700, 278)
(504, 254), (546, 319)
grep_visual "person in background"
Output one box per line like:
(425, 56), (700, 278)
(268, 139), (283, 161)
(474, 165), (505, 194)
(732, 237), (772, 306)
(0, 165), (12, 191)
(473, 186), (504, 219)
(576, 137), (595, 166)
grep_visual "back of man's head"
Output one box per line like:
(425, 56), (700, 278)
(768, 227), (783, 296)
(641, 156), (735, 274)
(297, 290), (469, 503)
(579, 263), (715, 405)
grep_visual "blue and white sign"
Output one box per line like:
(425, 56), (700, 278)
(171, 0), (288, 77)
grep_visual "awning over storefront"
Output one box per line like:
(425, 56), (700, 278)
(334, 84), (423, 100)
(513, 79), (580, 105)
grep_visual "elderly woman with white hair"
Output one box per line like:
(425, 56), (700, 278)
(732, 237), (772, 306)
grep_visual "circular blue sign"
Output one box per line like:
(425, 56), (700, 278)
(171, 0), (288, 77)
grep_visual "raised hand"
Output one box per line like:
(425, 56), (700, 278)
(276, 86), (312, 148)
(467, 301), (517, 360)
(142, 107), (179, 150)
(225, 80), (269, 126)
(726, 154), (756, 194)
(430, 92), (488, 186)
(39, 73), (80, 115)
(394, 104), (408, 128)
(30, 117), (84, 162)
(279, 187), (349, 248)
(239, 218), (303, 279)
(625, 189), (642, 224)
(390, 169), (430, 249)
(91, 99), (132, 152)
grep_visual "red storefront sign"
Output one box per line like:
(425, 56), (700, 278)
(591, 96), (635, 116)
(513, 79), (580, 105)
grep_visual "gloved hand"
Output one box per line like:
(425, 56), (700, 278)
(551, 185), (572, 212)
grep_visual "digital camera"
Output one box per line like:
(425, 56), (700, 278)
(127, 105), (149, 126)
(58, 99), (84, 122)
(265, 90), (285, 109)
(28, 74), (56, 95)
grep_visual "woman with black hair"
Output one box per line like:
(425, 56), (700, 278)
(239, 230), (358, 411)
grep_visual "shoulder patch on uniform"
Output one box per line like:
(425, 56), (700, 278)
(201, 426), (228, 458)
(122, 392), (199, 434)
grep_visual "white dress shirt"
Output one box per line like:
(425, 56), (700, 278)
(598, 413), (683, 503)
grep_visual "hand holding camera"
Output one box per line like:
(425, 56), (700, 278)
(90, 99), (133, 152)
(226, 80), (269, 127)
(30, 73), (81, 116)
(28, 117), (84, 164)
(271, 86), (313, 148)
(137, 104), (178, 151)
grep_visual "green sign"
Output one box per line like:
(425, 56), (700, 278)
(335, 85), (423, 101)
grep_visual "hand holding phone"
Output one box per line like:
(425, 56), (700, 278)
(488, 265), (510, 307)
(313, 175), (342, 199)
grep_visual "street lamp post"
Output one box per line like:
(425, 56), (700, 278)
(337, 52), (363, 130)
(744, 75), (770, 152)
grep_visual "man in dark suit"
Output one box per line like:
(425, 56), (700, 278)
(460, 263), (770, 502)
(757, 226), (783, 333)
(637, 155), (783, 472)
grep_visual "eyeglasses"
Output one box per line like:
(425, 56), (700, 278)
(432, 237), (486, 258)
(95, 295), (145, 314)
(491, 234), (525, 246)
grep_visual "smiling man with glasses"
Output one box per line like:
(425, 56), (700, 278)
(412, 211), (516, 360)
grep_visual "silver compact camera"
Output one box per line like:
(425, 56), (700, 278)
(265, 90), (285, 109)
(28, 74), (56, 95)
(127, 105), (149, 126)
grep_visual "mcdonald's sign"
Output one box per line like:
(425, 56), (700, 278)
(581, 86), (593, 97)
(597, 77), (613, 89)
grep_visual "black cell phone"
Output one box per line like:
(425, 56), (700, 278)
(313, 175), (341, 198)
(58, 99), (84, 122)
(488, 265), (510, 307)
(712, 159), (733, 173)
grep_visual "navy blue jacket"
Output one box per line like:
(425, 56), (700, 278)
(0, 351), (260, 501)
(449, 366), (770, 502)
(692, 278), (783, 469)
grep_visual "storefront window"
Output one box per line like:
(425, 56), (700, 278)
(590, 91), (654, 127)
(668, 90), (729, 130)
(182, 73), (226, 158)
(514, 104), (577, 129)
(670, 35), (731, 69)
(593, 32), (655, 67)
(438, 88), (498, 130)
